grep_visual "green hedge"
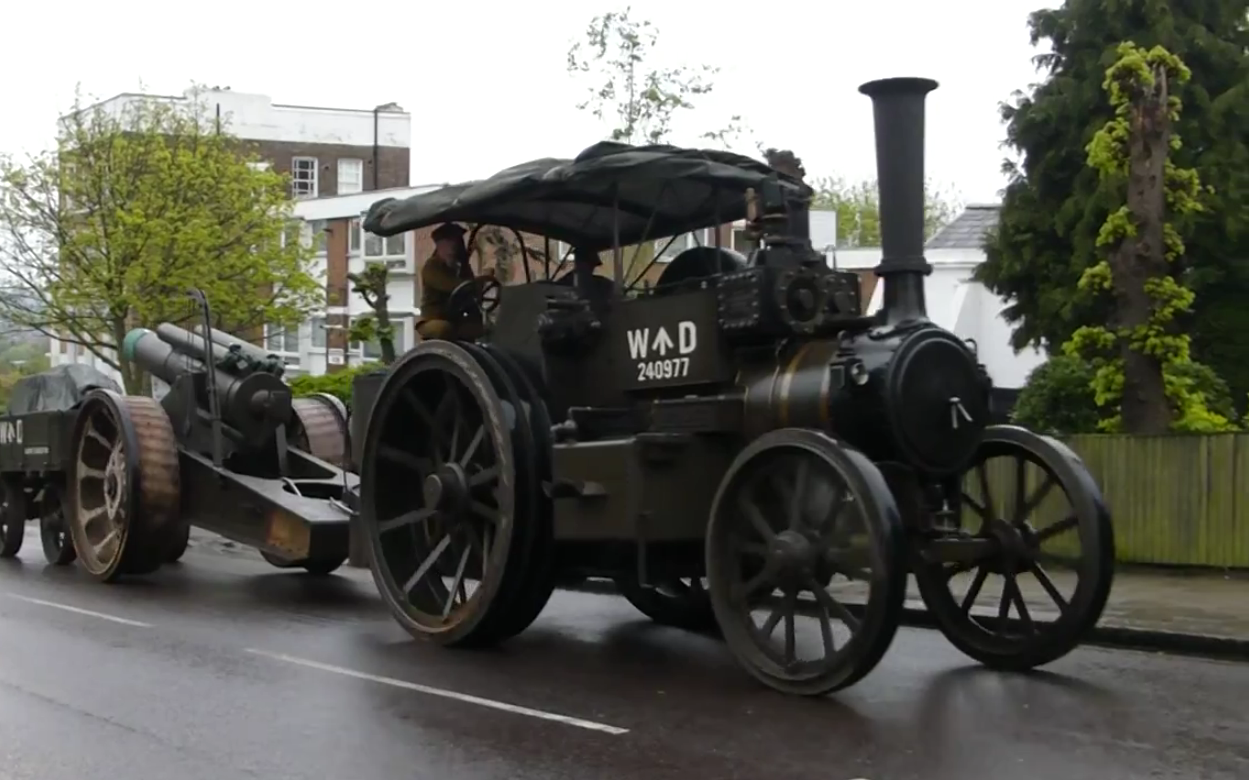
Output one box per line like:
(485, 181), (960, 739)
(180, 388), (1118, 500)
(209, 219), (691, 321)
(287, 363), (383, 411)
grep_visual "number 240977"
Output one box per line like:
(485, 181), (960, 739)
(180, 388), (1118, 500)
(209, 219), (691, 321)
(636, 357), (690, 382)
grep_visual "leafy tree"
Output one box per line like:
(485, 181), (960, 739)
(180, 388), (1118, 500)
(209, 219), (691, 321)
(1065, 43), (1233, 432)
(346, 265), (396, 365)
(1014, 353), (1236, 434)
(567, 6), (745, 148)
(0, 87), (323, 393)
(807, 175), (962, 247)
(975, 0), (1249, 405)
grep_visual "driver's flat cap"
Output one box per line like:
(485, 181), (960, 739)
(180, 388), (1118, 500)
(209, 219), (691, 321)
(431, 222), (467, 241)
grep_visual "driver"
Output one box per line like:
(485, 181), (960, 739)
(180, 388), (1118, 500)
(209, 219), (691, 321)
(415, 223), (497, 341)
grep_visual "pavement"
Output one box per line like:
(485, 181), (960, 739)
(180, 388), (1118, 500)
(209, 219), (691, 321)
(0, 525), (1246, 780)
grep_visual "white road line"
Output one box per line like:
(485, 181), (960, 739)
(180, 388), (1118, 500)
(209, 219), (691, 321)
(6, 594), (153, 628)
(245, 648), (629, 736)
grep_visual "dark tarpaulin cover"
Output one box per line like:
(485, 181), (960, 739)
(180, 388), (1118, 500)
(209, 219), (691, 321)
(362, 141), (810, 251)
(6, 363), (123, 415)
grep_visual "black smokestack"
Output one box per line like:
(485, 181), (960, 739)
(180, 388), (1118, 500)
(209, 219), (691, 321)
(858, 77), (938, 324)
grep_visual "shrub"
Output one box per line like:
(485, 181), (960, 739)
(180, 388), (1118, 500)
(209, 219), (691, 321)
(287, 362), (383, 411)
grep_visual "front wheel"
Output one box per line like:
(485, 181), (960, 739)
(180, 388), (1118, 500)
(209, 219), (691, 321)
(706, 428), (908, 696)
(913, 425), (1115, 670)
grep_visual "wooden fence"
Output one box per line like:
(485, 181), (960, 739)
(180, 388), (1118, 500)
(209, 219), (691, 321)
(982, 433), (1249, 569)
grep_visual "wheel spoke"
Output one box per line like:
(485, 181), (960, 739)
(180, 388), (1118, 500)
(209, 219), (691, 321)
(961, 491), (990, 522)
(782, 590), (797, 666)
(378, 508), (435, 534)
(1005, 573), (1036, 633)
(378, 445), (428, 475)
(402, 534), (452, 595)
(468, 466), (499, 489)
(1036, 515), (1079, 543)
(739, 494), (775, 542)
(459, 426), (485, 467)
(1030, 563), (1069, 611)
(960, 566), (989, 613)
(808, 576), (861, 632)
(442, 545), (472, 619)
(1016, 473), (1057, 524)
(976, 462), (994, 517)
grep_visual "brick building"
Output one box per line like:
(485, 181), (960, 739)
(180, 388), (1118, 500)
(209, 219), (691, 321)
(50, 88), (413, 381)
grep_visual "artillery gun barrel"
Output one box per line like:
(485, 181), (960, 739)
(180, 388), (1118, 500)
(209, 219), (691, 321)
(858, 77), (938, 324)
(122, 327), (294, 444)
(191, 324), (287, 376)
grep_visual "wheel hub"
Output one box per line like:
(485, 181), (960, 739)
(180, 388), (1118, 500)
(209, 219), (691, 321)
(983, 518), (1031, 573)
(423, 463), (469, 519)
(769, 530), (819, 584)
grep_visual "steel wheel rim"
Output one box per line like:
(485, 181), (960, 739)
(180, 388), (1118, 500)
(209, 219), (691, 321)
(920, 440), (1109, 651)
(73, 400), (131, 575)
(709, 439), (895, 686)
(363, 347), (516, 636)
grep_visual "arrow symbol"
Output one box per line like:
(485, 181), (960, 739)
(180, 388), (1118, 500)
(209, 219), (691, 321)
(652, 327), (674, 356)
(948, 397), (973, 430)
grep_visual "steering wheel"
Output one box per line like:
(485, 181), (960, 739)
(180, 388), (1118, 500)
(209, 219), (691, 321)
(447, 276), (502, 318)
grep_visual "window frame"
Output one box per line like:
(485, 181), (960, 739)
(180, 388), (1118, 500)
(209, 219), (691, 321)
(264, 323), (301, 355)
(337, 158), (364, 195)
(290, 156), (318, 198)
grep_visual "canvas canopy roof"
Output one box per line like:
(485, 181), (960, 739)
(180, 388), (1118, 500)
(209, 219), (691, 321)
(6, 363), (122, 415)
(362, 141), (810, 251)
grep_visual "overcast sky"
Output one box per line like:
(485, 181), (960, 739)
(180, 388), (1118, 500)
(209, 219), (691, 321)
(3, 0), (1050, 205)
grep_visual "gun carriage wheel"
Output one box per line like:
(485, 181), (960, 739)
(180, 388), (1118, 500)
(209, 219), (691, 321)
(360, 341), (551, 647)
(912, 425), (1115, 670)
(706, 429), (908, 696)
(38, 481), (77, 566)
(0, 476), (26, 558)
(289, 393), (351, 468)
(67, 390), (182, 582)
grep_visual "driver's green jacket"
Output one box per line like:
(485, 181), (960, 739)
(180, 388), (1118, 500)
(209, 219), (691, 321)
(418, 254), (475, 323)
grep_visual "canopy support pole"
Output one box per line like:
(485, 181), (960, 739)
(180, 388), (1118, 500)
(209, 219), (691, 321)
(611, 184), (624, 287)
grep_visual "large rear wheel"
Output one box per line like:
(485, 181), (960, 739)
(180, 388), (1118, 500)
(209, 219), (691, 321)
(359, 341), (539, 647)
(67, 391), (182, 582)
(706, 428), (908, 696)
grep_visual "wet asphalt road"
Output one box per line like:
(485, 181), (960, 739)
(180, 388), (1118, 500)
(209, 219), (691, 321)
(0, 543), (1246, 780)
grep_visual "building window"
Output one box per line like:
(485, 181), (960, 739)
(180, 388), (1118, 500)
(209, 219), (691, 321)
(264, 324), (300, 354)
(349, 219), (362, 253)
(310, 317), (327, 349)
(291, 156), (318, 198)
(338, 158), (364, 195)
(363, 226), (405, 258)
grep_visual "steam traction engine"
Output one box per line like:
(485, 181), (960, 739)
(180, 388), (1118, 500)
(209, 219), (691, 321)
(65, 293), (356, 582)
(355, 77), (1115, 695)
